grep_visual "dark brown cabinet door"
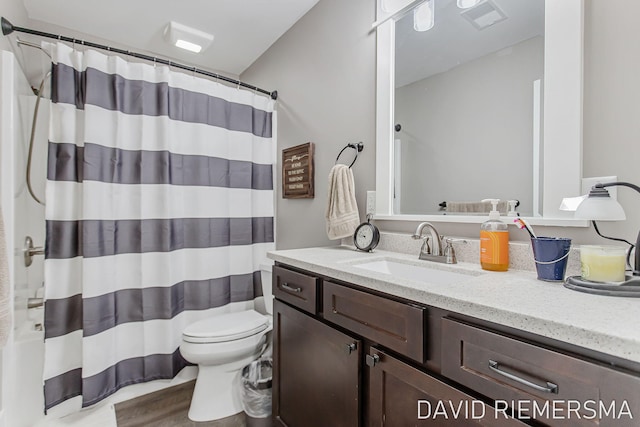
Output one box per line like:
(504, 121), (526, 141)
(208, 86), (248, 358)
(367, 348), (527, 427)
(273, 300), (361, 427)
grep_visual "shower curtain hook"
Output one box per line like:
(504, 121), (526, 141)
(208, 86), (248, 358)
(72, 38), (76, 51)
(192, 66), (197, 78)
(153, 56), (157, 68)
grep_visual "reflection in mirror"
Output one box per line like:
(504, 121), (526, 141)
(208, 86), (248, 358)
(393, 0), (544, 216)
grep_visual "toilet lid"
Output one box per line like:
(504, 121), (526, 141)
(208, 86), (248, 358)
(183, 310), (269, 343)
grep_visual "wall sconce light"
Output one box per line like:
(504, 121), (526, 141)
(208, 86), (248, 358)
(164, 21), (214, 54)
(414, 0), (435, 31)
(457, 0), (482, 9)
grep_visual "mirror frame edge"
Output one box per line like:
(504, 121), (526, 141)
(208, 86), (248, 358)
(374, 0), (588, 226)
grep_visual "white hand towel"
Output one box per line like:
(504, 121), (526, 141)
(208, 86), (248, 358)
(0, 206), (11, 347)
(325, 164), (360, 240)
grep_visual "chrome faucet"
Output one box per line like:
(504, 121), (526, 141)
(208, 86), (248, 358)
(412, 222), (463, 264)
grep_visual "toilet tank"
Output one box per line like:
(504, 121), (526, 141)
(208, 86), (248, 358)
(259, 260), (274, 315)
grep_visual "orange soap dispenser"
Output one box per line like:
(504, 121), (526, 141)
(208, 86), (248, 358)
(480, 199), (509, 271)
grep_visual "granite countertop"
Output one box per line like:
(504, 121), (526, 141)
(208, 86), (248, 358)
(268, 245), (640, 364)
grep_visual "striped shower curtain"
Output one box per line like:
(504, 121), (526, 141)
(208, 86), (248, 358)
(42, 42), (275, 412)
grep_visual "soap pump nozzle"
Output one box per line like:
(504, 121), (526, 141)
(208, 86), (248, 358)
(507, 200), (518, 217)
(482, 198), (501, 220)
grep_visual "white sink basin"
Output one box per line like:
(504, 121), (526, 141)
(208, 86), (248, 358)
(352, 258), (479, 285)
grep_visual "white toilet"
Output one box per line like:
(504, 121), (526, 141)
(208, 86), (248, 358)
(180, 261), (273, 422)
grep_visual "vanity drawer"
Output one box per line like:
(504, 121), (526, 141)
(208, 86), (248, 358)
(441, 318), (640, 427)
(323, 281), (425, 362)
(273, 265), (319, 315)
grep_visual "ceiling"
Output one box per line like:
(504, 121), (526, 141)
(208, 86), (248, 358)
(395, 0), (544, 87)
(21, 0), (320, 76)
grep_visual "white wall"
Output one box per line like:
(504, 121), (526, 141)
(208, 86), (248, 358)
(0, 2), (28, 52)
(241, 0), (377, 249)
(0, 49), (47, 427)
(245, 0), (640, 248)
(396, 36), (543, 215)
(581, 0), (640, 246)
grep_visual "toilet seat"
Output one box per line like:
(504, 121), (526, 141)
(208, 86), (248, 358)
(183, 310), (269, 344)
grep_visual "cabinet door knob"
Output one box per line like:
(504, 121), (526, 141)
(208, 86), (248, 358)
(366, 354), (380, 367)
(345, 342), (357, 355)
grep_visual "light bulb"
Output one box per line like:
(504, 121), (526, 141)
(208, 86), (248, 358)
(414, 0), (435, 32)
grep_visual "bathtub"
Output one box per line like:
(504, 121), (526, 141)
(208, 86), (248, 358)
(9, 306), (45, 427)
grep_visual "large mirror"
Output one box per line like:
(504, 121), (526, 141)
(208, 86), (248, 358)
(375, 0), (585, 225)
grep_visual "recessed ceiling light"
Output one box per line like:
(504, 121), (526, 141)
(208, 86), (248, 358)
(175, 39), (202, 53)
(164, 21), (214, 54)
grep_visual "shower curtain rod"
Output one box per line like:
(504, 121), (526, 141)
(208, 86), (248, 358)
(0, 17), (278, 100)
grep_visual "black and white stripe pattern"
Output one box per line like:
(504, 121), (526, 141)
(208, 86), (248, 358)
(43, 43), (275, 412)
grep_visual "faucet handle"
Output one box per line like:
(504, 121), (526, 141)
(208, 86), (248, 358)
(444, 237), (468, 244)
(443, 237), (467, 264)
(443, 241), (457, 264)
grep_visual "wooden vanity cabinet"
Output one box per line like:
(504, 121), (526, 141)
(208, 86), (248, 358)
(272, 263), (640, 427)
(441, 318), (640, 427)
(273, 299), (361, 427)
(367, 348), (526, 426)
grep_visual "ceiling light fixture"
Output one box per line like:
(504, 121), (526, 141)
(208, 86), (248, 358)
(164, 21), (214, 54)
(413, 0), (435, 32)
(457, 0), (483, 9)
(460, 0), (507, 30)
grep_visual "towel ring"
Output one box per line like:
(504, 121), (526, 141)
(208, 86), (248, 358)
(335, 142), (364, 168)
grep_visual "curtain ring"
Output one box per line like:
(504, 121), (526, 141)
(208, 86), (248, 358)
(153, 56), (157, 68)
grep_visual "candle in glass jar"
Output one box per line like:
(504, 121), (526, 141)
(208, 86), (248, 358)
(580, 245), (626, 282)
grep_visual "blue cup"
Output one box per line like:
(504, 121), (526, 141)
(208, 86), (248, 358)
(531, 237), (572, 282)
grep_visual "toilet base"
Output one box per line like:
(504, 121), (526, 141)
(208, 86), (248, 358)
(188, 364), (243, 422)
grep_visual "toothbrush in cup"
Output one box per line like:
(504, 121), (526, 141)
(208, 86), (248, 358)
(514, 218), (537, 239)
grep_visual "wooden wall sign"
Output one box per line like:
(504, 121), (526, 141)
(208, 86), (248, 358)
(282, 142), (314, 198)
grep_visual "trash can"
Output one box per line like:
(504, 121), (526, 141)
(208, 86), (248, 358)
(239, 358), (273, 427)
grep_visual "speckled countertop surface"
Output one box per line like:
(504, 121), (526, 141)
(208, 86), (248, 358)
(268, 245), (640, 364)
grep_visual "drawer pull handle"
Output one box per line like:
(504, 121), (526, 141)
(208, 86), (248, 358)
(366, 354), (380, 367)
(345, 342), (357, 355)
(280, 282), (302, 293)
(488, 360), (558, 394)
